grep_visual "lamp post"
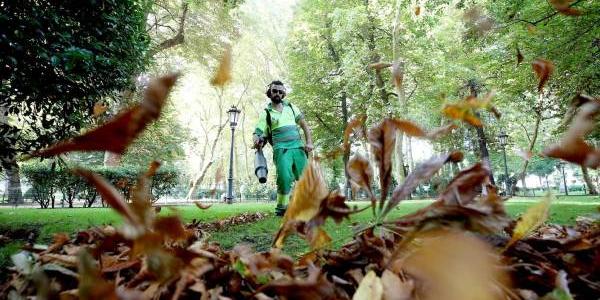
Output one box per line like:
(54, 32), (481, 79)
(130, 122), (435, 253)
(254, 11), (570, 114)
(558, 161), (568, 196)
(226, 106), (241, 204)
(498, 131), (509, 194)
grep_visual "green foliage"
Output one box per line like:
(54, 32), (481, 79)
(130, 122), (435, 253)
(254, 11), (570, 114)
(0, 0), (151, 161)
(20, 163), (180, 208)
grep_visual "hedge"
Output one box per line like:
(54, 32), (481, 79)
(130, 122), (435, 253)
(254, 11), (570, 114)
(21, 164), (179, 208)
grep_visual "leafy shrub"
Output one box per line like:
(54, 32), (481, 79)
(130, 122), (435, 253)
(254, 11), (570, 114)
(21, 164), (57, 208)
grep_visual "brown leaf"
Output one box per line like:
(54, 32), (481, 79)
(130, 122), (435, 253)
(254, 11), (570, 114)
(154, 216), (188, 241)
(549, 0), (583, 16)
(347, 154), (374, 202)
(442, 92), (499, 127)
(93, 101), (108, 117)
(78, 251), (119, 300)
(383, 152), (463, 217)
(273, 159), (329, 248)
(414, 6), (421, 16)
(368, 119), (397, 206)
(368, 62), (393, 70)
(532, 58), (554, 92)
(343, 115), (367, 153)
(74, 169), (141, 227)
(210, 46), (232, 87)
(194, 201), (212, 210)
(543, 100), (600, 168)
(353, 270), (383, 300)
(424, 123), (458, 139)
(516, 46), (524, 66)
(33, 73), (180, 157)
(402, 229), (509, 300)
(439, 163), (490, 206)
(381, 270), (413, 300)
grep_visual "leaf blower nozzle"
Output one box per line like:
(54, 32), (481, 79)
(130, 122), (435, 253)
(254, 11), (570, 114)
(254, 148), (268, 184)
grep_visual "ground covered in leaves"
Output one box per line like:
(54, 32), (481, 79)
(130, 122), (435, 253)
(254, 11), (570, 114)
(2, 71), (599, 299)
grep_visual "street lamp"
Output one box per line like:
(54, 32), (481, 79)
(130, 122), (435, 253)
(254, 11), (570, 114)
(226, 105), (241, 204)
(498, 131), (509, 194)
(557, 161), (568, 196)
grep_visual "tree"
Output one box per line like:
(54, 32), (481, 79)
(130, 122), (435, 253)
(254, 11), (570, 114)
(0, 0), (151, 203)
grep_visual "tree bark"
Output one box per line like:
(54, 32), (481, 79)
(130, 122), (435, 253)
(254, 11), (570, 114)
(581, 166), (598, 195)
(2, 157), (23, 205)
(468, 81), (495, 185)
(519, 113), (541, 191)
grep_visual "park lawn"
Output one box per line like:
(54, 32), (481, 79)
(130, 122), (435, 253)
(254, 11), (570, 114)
(1, 196), (598, 271)
(211, 195), (600, 257)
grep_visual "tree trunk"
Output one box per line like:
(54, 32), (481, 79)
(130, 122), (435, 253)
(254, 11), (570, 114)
(519, 113), (541, 191)
(186, 121), (227, 200)
(341, 91), (351, 197)
(581, 166), (598, 195)
(468, 81), (495, 185)
(3, 157), (23, 205)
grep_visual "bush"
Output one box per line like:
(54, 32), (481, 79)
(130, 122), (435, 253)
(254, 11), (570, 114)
(21, 164), (57, 208)
(20, 163), (180, 208)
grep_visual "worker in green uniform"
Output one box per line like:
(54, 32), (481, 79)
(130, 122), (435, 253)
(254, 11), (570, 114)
(253, 80), (313, 216)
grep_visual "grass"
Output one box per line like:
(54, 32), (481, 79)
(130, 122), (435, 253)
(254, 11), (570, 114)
(1, 196), (598, 270)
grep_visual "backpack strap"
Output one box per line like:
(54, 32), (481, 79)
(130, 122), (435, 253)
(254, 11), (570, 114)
(264, 108), (273, 145)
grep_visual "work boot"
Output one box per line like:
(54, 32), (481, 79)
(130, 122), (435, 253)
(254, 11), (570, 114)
(275, 204), (287, 216)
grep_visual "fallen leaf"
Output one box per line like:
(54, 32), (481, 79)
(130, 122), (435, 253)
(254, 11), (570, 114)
(74, 169), (141, 227)
(549, 0), (583, 16)
(210, 46), (232, 87)
(353, 270), (383, 300)
(414, 6), (421, 16)
(442, 92), (499, 127)
(343, 115), (367, 153)
(368, 119), (398, 206)
(347, 154), (375, 204)
(368, 62), (393, 70)
(93, 101), (108, 117)
(383, 152), (463, 216)
(438, 163), (490, 206)
(507, 194), (552, 248)
(543, 99), (600, 168)
(532, 58), (554, 93)
(403, 229), (508, 300)
(381, 270), (413, 300)
(78, 251), (119, 300)
(194, 201), (212, 210)
(273, 159), (329, 248)
(33, 73), (180, 157)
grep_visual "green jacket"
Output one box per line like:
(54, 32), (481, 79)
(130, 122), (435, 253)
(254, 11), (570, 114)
(254, 101), (304, 149)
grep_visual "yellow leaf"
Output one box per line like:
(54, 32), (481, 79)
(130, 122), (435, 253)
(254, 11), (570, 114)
(210, 46), (232, 87)
(353, 270), (383, 300)
(309, 228), (332, 249)
(273, 159), (329, 248)
(507, 194), (552, 248)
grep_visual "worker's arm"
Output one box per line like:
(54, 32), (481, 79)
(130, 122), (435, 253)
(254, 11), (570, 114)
(253, 110), (268, 148)
(298, 118), (313, 153)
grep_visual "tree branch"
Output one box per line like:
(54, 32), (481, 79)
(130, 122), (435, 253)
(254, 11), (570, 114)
(148, 2), (189, 56)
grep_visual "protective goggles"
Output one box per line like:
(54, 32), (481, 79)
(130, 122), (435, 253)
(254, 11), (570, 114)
(270, 85), (286, 95)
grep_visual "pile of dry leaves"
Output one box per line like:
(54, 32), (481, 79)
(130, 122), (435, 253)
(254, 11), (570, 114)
(2, 72), (599, 299)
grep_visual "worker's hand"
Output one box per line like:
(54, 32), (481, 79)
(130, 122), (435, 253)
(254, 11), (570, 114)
(305, 142), (314, 153)
(253, 136), (264, 149)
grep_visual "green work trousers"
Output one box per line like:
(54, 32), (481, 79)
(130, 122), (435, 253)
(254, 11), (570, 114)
(274, 147), (307, 195)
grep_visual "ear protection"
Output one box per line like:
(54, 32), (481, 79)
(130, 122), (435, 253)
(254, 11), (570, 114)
(266, 82), (286, 98)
